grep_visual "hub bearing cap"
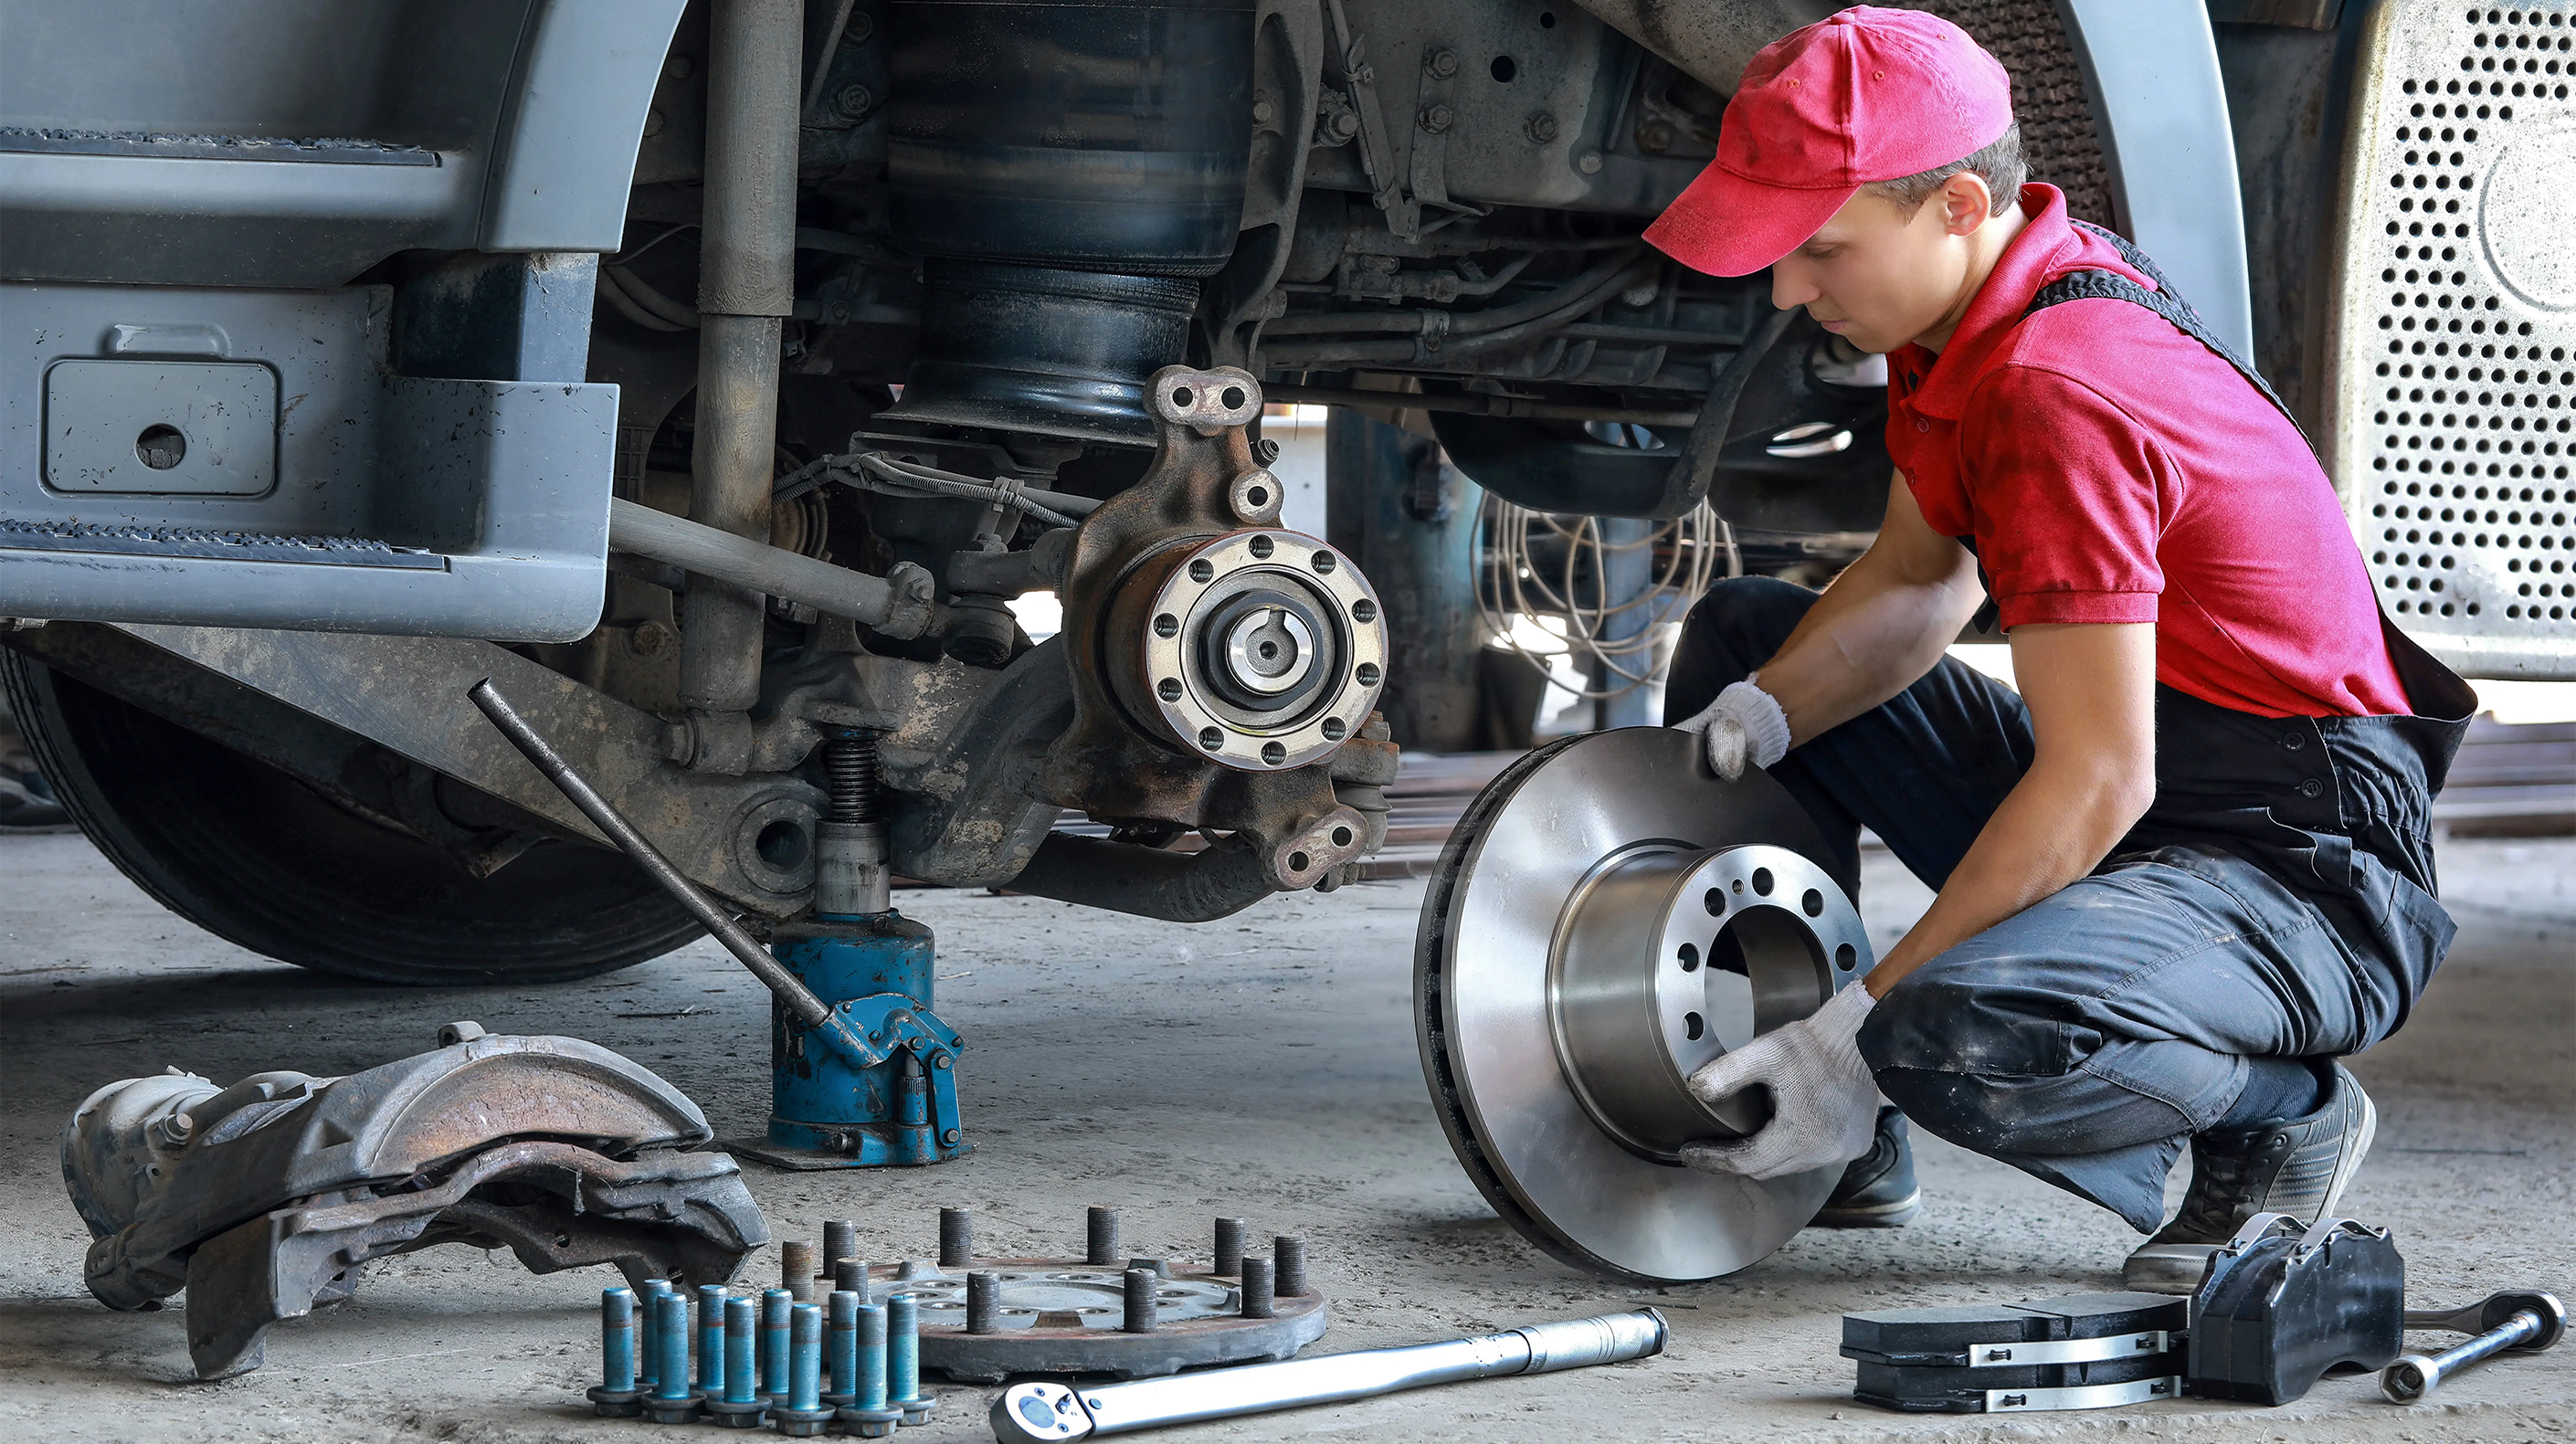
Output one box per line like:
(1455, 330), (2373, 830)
(1417, 728), (1872, 1283)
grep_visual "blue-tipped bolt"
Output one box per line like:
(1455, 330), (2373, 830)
(836, 1301), (902, 1438)
(760, 1287), (794, 1400)
(695, 1282), (728, 1399)
(703, 1294), (767, 1428)
(824, 1290), (860, 1407)
(773, 1302), (836, 1437)
(636, 1279), (673, 1388)
(888, 1292), (936, 1426)
(642, 1290), (700, 1423)
(587, 1287), (645, 1417)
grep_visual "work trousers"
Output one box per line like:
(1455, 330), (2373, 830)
(1663, 577), (2446, 1231)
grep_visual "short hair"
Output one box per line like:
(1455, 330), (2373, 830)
(1864, 123), (2027, 218)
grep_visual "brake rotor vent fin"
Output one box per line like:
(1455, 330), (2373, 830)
(2340, 0), (2576, 669)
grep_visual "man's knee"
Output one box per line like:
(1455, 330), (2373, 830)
(1860, 954), (2075, 1081)
(1858, 957), (2084, 1156)
(1664, 575), (1819, 722)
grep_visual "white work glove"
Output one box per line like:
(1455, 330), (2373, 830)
(1680, 983), (1879, 1180)
(1671, 678), (1790, 781)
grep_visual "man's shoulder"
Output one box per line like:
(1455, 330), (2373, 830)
(1972, 294), (2226, 407)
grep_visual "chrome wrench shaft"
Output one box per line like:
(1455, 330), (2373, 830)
(2382, 1290), (2564, 1405)
(989, 1309), (1666, 1441)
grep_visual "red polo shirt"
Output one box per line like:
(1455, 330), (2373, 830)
(1888, 184), (2409, 720)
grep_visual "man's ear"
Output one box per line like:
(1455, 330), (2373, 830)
(1937, 173), (1995, 237)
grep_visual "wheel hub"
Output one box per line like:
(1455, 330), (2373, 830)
(1104, 528), (1387, 772)
(1417, 727), (1872, 1283)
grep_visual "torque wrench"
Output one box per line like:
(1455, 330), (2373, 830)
(987, 1309), (1666, 1442)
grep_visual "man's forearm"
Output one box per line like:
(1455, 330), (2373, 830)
(1862, 620), (2159, 996)
(1758, 546), (1984, 744)
(1862, 759), (2151, 995)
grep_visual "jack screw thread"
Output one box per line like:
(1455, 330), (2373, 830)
(825, 733), (881, 825)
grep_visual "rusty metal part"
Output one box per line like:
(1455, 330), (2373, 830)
(64, 1025), (769, 1379)
(1040, 366), (1388, 898)
(852, 1240), (1326, 1382)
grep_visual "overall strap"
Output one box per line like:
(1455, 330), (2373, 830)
(2022, 219), (2315, 457)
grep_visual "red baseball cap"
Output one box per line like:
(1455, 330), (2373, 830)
(1642, 6), (2013, 278)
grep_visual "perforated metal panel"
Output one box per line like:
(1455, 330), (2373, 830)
(2330, 1), (2576, 678)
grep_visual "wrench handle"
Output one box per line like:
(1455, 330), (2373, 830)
(2383, 1310), (2545, 1404)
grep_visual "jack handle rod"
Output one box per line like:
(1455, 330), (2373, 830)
(468, 678), (837, 1031)
(988, 1308), (1667, 1442)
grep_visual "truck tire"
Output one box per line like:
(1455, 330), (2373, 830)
(1, 651), (704, 986)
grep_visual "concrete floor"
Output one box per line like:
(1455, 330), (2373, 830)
(1, 829), (2569, 1443)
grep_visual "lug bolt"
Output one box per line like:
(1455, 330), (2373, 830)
(703, 1294), (767, 1428)
(836, 1257), (873, 1304)
(761, 1288), (794, 1400)
(1087, 1207), (1121, 1267)
(783, 1241), (819, 1303)
(773, 1303), (837, 1436)
(635, 1279), (673, 1390)
(696, 1282), (728, 1398)
(1240, 1256), (1276, 1319)
(643, 1291), (699, 1423)
(966, 1270), (999, 1334)
(888, 1292), (937, 1425)
(1214, 1217), (1245, 1276)
(939, 1207), (973, 1268)
(1124, 1269), (1160, 1333)
(824, 1290), (860, 1407)
(1276, 1236), (1309, 1297)
(838, 1302), (902, 1437)
(587, 1287), (645, 1417)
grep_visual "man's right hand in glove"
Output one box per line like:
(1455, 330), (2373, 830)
(1671, 677), (1791, 781)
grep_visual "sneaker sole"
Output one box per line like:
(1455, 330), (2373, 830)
(1811, 1189), (1921, 1228)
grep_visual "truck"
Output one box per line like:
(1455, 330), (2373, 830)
(2, 0), (2564, 982)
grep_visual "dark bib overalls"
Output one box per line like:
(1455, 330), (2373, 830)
(1661, 227), (2478, 1232)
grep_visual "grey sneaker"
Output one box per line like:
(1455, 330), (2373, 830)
(1811, 1106), (1920, 1228)
(2122, 1063), (2377, 1294)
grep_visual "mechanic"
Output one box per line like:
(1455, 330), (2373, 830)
(1644, 6), (2476, 1290)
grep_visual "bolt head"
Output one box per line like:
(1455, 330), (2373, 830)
(837, 84), (875, 118)
(1426, 47), (1459, 78)
(1577, 151), (1603, 174)
(1526, 113), (1560, 144)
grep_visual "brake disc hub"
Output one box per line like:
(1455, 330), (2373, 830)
(1555, 841), (1867, 1155)
(1418, 727), (1872, 1283)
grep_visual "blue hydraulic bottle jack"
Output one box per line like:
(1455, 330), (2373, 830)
(739, 731), (968, 1169)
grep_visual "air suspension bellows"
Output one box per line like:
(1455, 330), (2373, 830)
(880, 0), (1257, 446)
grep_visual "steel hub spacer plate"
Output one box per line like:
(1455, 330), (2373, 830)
(865, 1260), (1328, 1383)
(1416, 727), (1869, 1284)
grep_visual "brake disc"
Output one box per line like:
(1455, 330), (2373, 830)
(1414, 727), (1874, 1284)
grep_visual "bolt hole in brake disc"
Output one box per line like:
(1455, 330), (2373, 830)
(1418, 728), (1873, 1283)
